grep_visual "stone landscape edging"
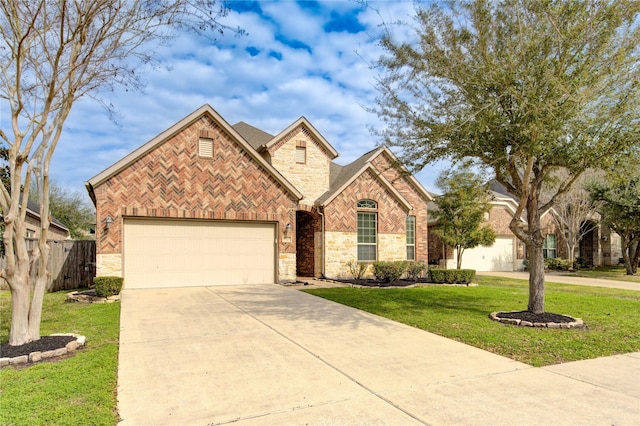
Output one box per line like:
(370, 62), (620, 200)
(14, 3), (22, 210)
(0, 333), (86, 368)
(67, 290), (120, 304)
(489, 311), (585, 328)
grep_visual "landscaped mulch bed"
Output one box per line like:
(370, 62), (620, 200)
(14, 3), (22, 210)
(1, 335), (76, 358)
(333, 278), (475, 287)
(490, 310), (585, 328)
(496, 311), (574, 323)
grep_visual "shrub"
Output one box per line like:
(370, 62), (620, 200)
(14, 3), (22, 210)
(544, 257), (572, 271)
(428, 269), (476, 284)
(372, 261), (408, 283)
(406, 261), (427, 280)
(522, 259), (529, 271)
(346, 260), (369, 279)
(93, 276), (124, 297)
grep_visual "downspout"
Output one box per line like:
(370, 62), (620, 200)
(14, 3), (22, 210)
(318, 206), (326, 278)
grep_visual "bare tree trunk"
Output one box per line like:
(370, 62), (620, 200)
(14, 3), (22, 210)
(621, 234), (638, 275)
(528, 243), (546, 313)
(456, 246), (463, 269)
(568, 244), (576, 270)
(9, 276), (30, 346)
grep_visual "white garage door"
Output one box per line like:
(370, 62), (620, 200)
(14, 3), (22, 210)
(124, 219), (276, 289)
(460, 236), (514, 271)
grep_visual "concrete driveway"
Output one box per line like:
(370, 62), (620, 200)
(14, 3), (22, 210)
(117, 284), (640, 425)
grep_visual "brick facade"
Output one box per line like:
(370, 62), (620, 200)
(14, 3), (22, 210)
(89, 106), (433, 283)
(371, 153), (429, 264)
(93, 113), (299, 281)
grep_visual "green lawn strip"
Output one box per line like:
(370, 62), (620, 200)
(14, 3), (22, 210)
(304, 278), (640, 367)
(0, 291), (120, 425)
(556, 266), (640, 283)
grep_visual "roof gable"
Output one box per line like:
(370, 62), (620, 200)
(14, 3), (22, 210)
(264, 117), (339, 160)
(321, 146), (433, 207)
(318, 163), (412, 210)
(85, 104), (302, 204)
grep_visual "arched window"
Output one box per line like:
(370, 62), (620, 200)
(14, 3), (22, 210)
(357, 199), (377, 209)
(357, 199), (377, 261)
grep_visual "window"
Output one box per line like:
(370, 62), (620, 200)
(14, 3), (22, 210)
(406, 216), (415, 260)
(198, 137), (213, 158)
(357, 199), (377, 261)
(357, 199), (377, 209)
(543, 234), (556, 259)
(295, 146), (306, 164)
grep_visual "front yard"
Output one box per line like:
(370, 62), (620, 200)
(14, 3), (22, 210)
(1, 273), (638, 424)
(0, 290), (120, 425)
(304, 275), (640, 367)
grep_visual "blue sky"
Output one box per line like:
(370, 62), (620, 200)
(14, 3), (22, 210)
(4, 1), (447, 203)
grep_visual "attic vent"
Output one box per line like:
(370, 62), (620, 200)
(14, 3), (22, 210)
(295, 146), (306, 164)
(199, 137), (214, 158)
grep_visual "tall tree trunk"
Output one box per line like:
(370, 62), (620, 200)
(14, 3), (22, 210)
(568, 244), (575, 271)
(528, 242), (546, 313)
(9, 276), (31, 346)
(621, 234), (635, 275)
(456, 246), (463, 269)
(525, 185), (546, 314)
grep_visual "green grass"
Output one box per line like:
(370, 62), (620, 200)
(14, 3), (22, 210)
(0, 290), (120, 425)
(304, 275), (640, 367)
(556, 266), (640, 283)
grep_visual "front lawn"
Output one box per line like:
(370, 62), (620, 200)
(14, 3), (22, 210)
(0, 290), (120, 425)
(304, 275), (640, 367)
(556, 266), (640, 283)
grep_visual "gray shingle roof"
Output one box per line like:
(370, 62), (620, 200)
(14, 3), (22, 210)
(232, 121), (274, 150)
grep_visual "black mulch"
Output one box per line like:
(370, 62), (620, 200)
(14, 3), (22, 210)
(1, 335), (76, 359)
(336, 278), (432, 287)
(496, 311), (575, 323)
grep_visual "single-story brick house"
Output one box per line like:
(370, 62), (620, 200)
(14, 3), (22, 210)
(25, 198), (70, 240)
(85, 104), (432, 288)
(428, 181), (622, 271)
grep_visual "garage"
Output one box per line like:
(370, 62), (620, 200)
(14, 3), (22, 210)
(123, 218), (276, 289)
(460, 236), (515, 272)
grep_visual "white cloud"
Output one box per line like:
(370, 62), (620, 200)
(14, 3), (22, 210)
(6, 0), (443, 201)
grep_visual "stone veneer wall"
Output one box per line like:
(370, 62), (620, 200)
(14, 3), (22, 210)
(279, 253), (296, 282)
(93, 114), (298, 282)
(324, 232), (408, 279)
(269, 125), (331, 205)
(324, 231), (357, 278)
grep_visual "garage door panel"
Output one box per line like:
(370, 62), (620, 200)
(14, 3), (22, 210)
(124, 219), (276, 289)
(461, 236), (514, 272)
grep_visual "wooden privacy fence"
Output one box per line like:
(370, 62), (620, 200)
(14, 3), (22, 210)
(0, 239), (96, 292)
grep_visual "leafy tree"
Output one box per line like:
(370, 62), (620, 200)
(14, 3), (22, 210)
(588, 168), (640, 275)
(0, 1), (237, 346)
(432, 169), (496, 269)
(30, 181), (95, 240)
(374, 0), (639, 313)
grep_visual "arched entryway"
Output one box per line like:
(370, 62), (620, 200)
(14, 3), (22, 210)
(296, 210), (318, 277)
(579, 220), (599, 267)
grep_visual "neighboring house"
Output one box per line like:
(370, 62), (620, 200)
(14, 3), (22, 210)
(428, 181), (621, 271)
(427, 189), (529, 271)
(85, 104), (432, 288)
(24, 198), (70, 240)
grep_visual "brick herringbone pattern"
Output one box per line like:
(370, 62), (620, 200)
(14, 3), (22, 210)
(371, 153), (429, 263)
(325, 168), (408, 234)
(95, 115), (297, 255)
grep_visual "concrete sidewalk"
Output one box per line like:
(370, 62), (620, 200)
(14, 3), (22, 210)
(117, 285), (640, 425)
(477, 271), (640, 291)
